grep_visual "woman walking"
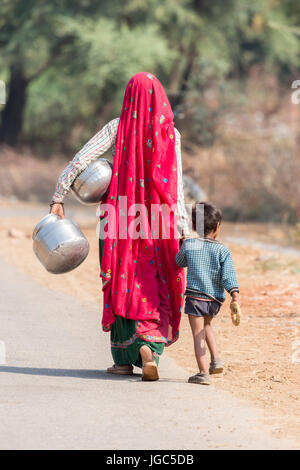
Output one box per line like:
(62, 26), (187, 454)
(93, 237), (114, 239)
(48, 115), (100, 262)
(50, 72), (189, 380)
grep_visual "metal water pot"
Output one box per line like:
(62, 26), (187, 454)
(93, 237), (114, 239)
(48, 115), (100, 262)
(71, 159), (112, 205)
(32, 214), (90, 274)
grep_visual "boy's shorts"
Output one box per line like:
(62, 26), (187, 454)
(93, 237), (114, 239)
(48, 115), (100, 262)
(185, 297), (221, 318)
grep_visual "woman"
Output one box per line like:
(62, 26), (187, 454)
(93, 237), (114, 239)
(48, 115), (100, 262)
(50, 72), (190, 381)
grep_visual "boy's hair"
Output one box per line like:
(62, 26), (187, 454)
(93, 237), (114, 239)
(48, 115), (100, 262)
(192, 202), (222, 237)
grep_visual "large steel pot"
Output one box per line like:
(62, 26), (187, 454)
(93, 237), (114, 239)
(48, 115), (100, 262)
(32, 214), (90, 274)
(71, 159), (112, 205)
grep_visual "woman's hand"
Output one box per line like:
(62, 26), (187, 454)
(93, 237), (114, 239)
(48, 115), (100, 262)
(49, 202), (65, 219)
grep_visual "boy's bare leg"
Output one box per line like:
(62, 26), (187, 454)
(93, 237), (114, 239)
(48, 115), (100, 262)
(188, 315), (208, 373)
(204, 316), (218, 361)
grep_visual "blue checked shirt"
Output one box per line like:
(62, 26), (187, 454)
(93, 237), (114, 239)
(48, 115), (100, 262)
(175, 237), (239, 303)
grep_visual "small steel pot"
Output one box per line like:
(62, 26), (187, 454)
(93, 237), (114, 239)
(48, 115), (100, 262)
(71, 159), (112, 205)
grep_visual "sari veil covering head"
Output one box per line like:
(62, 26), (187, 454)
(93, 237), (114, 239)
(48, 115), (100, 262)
(100, 72), (184, 345)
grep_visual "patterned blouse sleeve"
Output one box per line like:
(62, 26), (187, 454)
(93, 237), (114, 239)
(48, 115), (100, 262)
(51, 118), (119, 202)
(175, 128), (190, 236)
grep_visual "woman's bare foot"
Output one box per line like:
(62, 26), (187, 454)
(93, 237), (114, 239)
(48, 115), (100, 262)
(140, 345), (154, 363)
(107, 364), (133, 375)
(140, 345), (159, 381)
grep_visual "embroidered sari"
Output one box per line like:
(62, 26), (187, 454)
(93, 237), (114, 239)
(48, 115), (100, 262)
(100, 72), (185, 367)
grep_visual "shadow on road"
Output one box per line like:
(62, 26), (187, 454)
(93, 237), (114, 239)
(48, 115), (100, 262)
(0, 366), (187, 383)
(0, 366), (140, 381)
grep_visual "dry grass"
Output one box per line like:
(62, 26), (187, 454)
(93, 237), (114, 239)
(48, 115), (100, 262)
(0, 145), (68, 202)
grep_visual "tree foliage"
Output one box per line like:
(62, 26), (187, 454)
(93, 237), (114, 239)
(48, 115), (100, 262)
(0, 0), (300, 150)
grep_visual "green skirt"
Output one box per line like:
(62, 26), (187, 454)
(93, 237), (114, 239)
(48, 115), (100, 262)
(99, 237), (164, 368)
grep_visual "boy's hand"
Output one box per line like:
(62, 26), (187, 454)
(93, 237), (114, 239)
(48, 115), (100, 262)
(231, 291), (240, 303)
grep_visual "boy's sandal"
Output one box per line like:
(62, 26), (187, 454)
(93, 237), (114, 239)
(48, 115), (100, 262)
(209, 358), (224, 375)
(230, 301), (241, 326)
(142, 361), (159, 381)
(107, 364), (134, 375)
(188, 373), (211, 385)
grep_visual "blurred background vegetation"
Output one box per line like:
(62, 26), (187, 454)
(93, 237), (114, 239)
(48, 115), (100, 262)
(1, 0), (300, 226)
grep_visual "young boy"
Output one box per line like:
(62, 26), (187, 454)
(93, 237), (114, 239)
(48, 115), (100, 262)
(176, 202), (240, 385)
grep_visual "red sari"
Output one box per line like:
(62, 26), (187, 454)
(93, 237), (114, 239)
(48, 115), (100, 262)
(100, 72), (184, 348)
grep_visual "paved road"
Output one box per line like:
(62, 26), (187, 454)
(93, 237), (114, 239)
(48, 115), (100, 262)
(0, 257), (296, 450)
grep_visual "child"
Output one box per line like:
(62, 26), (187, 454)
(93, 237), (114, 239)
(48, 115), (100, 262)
(176, 202), (240, 385)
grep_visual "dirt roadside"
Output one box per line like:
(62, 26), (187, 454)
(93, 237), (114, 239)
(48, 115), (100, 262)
(0, 199), (299, 443)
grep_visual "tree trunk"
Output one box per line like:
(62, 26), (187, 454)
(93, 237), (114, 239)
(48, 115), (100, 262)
(172, 42), (197, 110)
(0, 65), (28, 146)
